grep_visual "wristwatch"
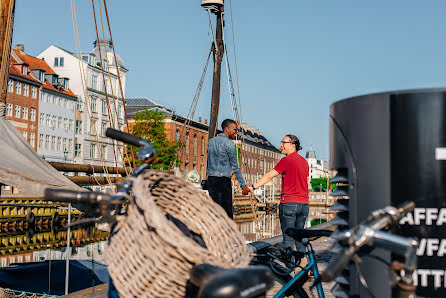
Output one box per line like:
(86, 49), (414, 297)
(252, 184), (256, 190)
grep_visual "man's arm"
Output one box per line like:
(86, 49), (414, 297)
(227, 141), (247, 189)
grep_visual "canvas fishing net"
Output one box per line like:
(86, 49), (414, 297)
(105, 170), (252, 297)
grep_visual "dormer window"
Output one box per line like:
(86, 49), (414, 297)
(22, 65), (28, 75)
(32, 69), (46, 82)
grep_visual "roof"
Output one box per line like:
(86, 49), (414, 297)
(125, 98), (175, 116)
(306, 151), (316, 159)
(12, 49), (77, 98)
(9, 55), (41, 84)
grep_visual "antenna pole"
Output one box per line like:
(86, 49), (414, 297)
(0, 0), (15, 119)
(208, 3), (224, 139)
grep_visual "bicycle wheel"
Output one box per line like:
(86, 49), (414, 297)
(266, 274), (309, 298)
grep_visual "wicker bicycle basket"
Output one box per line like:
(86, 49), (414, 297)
(105, 170), (252, 297)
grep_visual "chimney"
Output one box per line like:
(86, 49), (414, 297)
(241, 123), (247, 130)
(255, 129), (260, 135)
(248, 126), (254, 133)
(198, 117), (202, 123)
(15, 44), (24, 52)
(205, 119), (208, 125)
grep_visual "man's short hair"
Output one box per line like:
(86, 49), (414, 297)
(221, 119), (237, 130)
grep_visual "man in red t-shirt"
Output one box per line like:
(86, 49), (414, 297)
(249, 134), (309, 253)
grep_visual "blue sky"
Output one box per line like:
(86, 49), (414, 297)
(12, 0), (446, 160)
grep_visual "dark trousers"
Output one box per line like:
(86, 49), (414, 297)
(207, 176), (233, 219)
(279, 202), (309, 252)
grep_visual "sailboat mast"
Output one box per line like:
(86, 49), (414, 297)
(0, 0), (15, 119)
(208, 2), (224, 139)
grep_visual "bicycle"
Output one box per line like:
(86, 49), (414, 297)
(252, 202), (418, 298)
(252, 229), (332, 298)
(44, 128), (274, 298)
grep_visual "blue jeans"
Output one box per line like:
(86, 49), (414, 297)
(279, 202), (309, 252)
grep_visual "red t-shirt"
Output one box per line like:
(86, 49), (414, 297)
(274, 152), (309, 204)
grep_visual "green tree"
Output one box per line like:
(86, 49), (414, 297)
(130, 109), (182, 170)
(310, 177), (337, 192)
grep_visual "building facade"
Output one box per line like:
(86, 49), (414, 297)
(6, 52), (41, 150)
(12, 47), (77, 163)
(38, 41), (127, 169)
(306, 149), (330, 179)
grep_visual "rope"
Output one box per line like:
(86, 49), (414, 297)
(102, 0), (136, 171)
(70, 0), (112, 186)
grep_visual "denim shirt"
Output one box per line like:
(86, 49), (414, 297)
(206, 133), (247, 188)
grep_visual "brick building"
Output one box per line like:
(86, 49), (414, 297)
(5, 51), (41, 150)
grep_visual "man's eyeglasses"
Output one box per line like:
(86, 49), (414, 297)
(280, 141), (292, 144)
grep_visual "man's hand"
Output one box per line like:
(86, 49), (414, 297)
(242, 186), (251, 196)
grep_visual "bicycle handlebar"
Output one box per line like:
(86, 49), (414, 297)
(321, 201), (416, 282)
(106, 128), (145, 147)
(45, 188), (112, 204)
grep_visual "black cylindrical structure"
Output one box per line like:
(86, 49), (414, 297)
(330, 88), (446, 297)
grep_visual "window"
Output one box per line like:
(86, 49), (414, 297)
(57, 137), (61, 151)
(21, 131), (27, 140)
(193, 134), (197, 156)
(102, 99), (107, 114)
(69, 119), (73, 131)
(15, 82), (21, 94)
(23, 84), (29, 96)
(7, 80), (13, 92)
(22, 107), (28, 120)
(75, 144), (82, 157)
(46, 114), (51, 127)
(58, 117), (62, 129)
(52, 116), (57, 128)
(185, 133), (189, 154)
(201, 137), (204, 156)
(69, 139), (73, 152)
(59, 57), (64, 66)
(54, 57), (59, 67)
(90, 119), (97, 135)
(101, 122), (107, 136)
(45, 135), (50, 149)
(63, 118), (68, 131)
(76, 98), (83, 111)
(30, 109), (36, 121)
(64, 99), (68, 109)
(14, 105), (20, 118)
(58, 97), (62, 106)
(118, 104), (122, 118)
(63, 138), (67, 153)
(39, 113), (44, 125)
(175, 129), (179, 141)
(38, 134), (44, 148)
(40, 93), (45, 102)
(6, 104), (12, 116)
(91, 96), (97, 112)
(31, 86), (36, 99)
(29, 133), (35, 147)
(75, 120), (82, 134)
(91, 75), (97, 89)
(100, 145), (106, 159)
(90, 143), (96, 158)
(51, 136), (56, 150)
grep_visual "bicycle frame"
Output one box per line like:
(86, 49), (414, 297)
(274, 238), (325, 298)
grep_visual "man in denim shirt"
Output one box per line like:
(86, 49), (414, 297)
(206, 119), (251, 218)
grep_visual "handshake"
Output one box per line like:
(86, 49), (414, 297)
(241, 185), (255, 196)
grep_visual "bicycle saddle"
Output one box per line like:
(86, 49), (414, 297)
(189, 263), (274, 298)
(285, 228), (333, 241)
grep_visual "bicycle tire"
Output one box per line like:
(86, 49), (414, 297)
(266, 274), (309, 298)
